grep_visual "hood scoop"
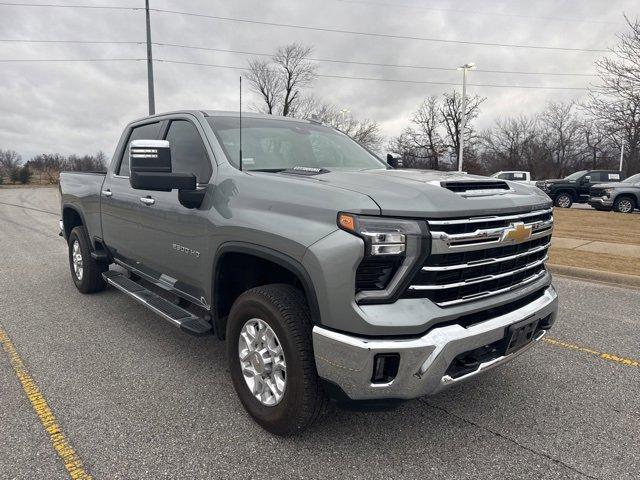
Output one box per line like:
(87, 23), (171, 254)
(281, 166), (331, 176)
(440, 180), (511, 196)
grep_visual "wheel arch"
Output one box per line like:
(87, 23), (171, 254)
(61, 204), (86, 240)
(212, 242), (321, 340)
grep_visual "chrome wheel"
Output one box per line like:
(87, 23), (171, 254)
(238, 318), (287, 406)
(617, 199), (633, 213)
(557, 195), (571, 208)
(72, 240), (83, 280)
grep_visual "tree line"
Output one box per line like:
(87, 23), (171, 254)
(246, 17), (640, 178)
(0, 150), (107, 185)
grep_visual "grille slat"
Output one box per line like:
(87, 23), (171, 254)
(403, 209), (553, 306)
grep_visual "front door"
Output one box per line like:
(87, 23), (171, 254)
(130, 117), (215, 305)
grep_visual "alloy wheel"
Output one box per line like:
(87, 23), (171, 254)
(72, 239), (84, 280)
(238, 318), (287, 406)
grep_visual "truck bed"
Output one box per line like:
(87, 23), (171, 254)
(59, 171), (106, 241)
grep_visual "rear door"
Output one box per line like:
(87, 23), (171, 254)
(101, 121), (162, 262)
(129, 116), (215, 304)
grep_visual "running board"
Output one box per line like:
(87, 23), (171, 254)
(102, 271), (212, 336)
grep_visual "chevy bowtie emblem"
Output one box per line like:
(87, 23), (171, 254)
(501, 222), (532, 244)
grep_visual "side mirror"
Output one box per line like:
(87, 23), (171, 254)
(387, 153), (403, 169)
(129, 140), (196, 192)
(583, 175), (591, 183)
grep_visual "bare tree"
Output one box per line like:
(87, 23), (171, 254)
(481, 115), (540, 172)
(0, 149), (22, 175)
(540, 100), (582, 177)
(586, 16), (640, 174)
(405, 97), (445, 169)
(246, 44), (317, 117)
(439, 91), (485, 163)
(293, 96), (383, 150)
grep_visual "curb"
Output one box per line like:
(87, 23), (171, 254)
(547, 263), (640, 289)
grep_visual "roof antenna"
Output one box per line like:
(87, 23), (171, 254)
(239, 76), (243, 172)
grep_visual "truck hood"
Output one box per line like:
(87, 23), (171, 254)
(303, 169), (552, 218)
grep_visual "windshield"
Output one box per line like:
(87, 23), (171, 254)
(564, 170), (588, 180)
(623, 173), (640, 183)
(207, 116), (386, 171)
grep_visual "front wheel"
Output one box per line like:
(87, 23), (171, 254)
(554, 193), (573, 208)
(68, 226), (107, 293)
(613, 196), (636, 213)
(226, 284), (328, 436)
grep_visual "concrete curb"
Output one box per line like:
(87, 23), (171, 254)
(547, 263), (640, 289)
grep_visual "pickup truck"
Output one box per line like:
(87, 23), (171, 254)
(491, 171), (533, 185)
(535, 169), (625, 208)
(59, 110), (558, 436)
(588, 172), (640, 213)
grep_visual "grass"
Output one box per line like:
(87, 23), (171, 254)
(550, 207), (640, 276)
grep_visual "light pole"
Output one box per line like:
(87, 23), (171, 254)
(340, 108), (350, 129)
(457, 62), (475, 172)
(145, 0), (156, 115)
(619, 139), (625, 172)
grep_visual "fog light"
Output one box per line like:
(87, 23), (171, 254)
(371, 353), (400, 384)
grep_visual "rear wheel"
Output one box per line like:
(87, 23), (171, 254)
(613, 196), (636, 213)
(554, 193), (573, 208)
(226, 284), (327, 436)
(68, 226), (107, 293)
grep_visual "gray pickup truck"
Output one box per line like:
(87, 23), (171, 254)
(59, 110), (558, 435)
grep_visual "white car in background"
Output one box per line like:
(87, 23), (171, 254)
(491, 171), (534, 185)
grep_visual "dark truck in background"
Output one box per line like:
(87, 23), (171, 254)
(59, 110), (558, 435)
(535, 169), (625, 208)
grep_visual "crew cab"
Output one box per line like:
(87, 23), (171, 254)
(59, 111), (558, 435)
(589, 173), (640, 213)
(536, 170), (624, 208)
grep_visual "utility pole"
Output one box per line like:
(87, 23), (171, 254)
(619, 140), (625, 172)
(457, 62), (475, 172)
(145, 0), (155, 115)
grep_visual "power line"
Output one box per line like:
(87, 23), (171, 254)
(335, 0), (623, 26)
(155, 58), (589, 90)
(0, 2), (138, 10)
(0, 58), (143, 62)
(148, 7), (608, 53)
(153, 41), (598, 77)
(0, 3), (610, 53)
(0, 38), (599, 77)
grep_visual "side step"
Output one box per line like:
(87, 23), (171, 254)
(102, 271), (212, 336)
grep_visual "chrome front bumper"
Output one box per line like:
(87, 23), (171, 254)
(313, 286), (558, 400)
(588, 197), (613, 207)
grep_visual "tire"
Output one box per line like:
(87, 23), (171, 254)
(68, 226), (107, 293)
(226, 284), (328, 436)
(613, 196), (636, 214)
(554, 193), (573, 208)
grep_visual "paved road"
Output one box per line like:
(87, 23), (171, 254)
(1, 187), (639, 480)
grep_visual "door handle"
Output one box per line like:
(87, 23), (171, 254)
(102, 189), (112, 197)
(140, 196), (155, 206)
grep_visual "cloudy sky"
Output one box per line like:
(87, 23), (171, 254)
(0, 0), (637, 160)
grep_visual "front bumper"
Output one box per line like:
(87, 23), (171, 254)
(313, 285), (558, 400)
(588, 197), (613, 208)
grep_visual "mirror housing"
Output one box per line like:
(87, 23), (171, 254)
(386, 153), (403, 169)
(129, 140), (196, 192)
(582, 175), (591, 183)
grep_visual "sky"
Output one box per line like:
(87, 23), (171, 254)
(0, 0), (637, 161)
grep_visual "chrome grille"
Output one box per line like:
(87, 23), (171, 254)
(403, 208), (553, 306)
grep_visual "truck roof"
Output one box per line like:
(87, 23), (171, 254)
(129, 110), (314, 125)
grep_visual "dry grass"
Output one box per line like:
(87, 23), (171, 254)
(552, 208), (640, 245)
(550, 207), (640, 276)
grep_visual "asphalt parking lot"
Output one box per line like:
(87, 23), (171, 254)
(1, 187), (639, 480)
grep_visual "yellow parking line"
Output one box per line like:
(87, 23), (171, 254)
(0, 327), (92, 480)
(543, 337), (640, 368)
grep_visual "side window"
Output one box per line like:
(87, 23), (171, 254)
(588, 172), (602, 182)
(165, 120), (212, 183)
(607, 172), (621, 181)
(117, 122), (161, 176)
(497, 173), (513, 180)
(512, 172), (526, 180)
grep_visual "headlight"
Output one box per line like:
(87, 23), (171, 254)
(338, 213), (429, 303)
(603, 188), (615, 196)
